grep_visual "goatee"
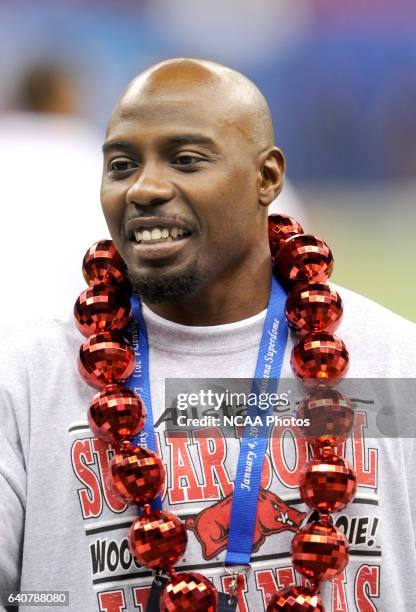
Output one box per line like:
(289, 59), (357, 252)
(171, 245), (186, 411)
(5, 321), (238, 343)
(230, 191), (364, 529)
(128, 263), (204, 303)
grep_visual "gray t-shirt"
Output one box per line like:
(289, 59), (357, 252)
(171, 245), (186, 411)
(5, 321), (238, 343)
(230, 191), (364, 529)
(0, 284), (415, 611)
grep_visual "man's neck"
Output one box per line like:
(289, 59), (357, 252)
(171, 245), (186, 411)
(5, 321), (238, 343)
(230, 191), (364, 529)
(145, 256), (272, 326)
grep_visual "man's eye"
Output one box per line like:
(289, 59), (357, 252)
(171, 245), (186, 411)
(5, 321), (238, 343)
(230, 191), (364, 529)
(172, 155), (203, 167)
(108, 159), (136, 172)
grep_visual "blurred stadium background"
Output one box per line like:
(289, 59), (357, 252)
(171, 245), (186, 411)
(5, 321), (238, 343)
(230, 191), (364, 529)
(0, 0), (414, 333)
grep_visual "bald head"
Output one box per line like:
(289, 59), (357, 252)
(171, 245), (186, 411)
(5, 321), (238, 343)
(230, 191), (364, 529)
(109, 58), (275, 153)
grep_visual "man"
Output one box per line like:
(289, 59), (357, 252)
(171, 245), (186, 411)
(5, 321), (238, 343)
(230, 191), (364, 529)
(1, 58), (415, 612)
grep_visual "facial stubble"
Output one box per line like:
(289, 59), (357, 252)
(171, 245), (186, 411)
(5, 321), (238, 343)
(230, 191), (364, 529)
(127, 259), (205, 303)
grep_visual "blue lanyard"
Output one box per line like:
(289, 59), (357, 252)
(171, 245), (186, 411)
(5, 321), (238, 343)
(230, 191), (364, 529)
(225, 275), (288, 565)
(125, 275), (288, 561)
(126, 296), (163, 510)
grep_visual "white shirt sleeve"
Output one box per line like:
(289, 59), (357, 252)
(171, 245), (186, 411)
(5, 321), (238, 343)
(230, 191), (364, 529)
(0, 339), (29, 607)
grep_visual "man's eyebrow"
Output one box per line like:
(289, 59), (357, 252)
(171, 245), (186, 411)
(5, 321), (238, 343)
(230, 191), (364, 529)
(102, 140), (135, 154)
(167, 134), (217, 147)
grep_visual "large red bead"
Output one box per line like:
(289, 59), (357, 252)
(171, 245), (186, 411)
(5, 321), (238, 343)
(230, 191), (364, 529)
(267, 585), (324, 611)
(299, 454), (357, 513)
(82, 240), (128, 287)
(268, 214), (304, 261)
(108, 444), (165, 505)
(78, 332), (135, 389)
(292, 521), (349, 581)
(129, 510), (187, 570)
(297, 389), (354, 443)
(88, 385), (146, 443)
(74, 284), (132, 337)
(160, 572), (218, 612)
(291, 332), (349, 383)
(276, 234), (333, 283)
(285, 283), (343, 335)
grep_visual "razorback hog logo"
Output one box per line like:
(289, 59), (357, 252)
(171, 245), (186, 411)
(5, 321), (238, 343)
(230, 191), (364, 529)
(185, 487), (306, 559)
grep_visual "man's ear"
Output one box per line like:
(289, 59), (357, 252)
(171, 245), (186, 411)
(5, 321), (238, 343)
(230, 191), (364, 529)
(258, 147), (286, 207)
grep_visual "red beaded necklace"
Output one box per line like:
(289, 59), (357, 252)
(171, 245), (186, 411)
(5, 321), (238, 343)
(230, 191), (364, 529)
(74, 215), (356, 612)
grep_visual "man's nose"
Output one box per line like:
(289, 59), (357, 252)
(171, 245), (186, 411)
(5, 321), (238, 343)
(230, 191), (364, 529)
(126, 163), (175, 207)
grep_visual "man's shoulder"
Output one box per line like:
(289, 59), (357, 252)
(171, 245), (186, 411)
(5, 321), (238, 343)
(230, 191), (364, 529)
(0, 314), (81, 366)
(332, 283), (415, 332)
(330, 283), (415, 377)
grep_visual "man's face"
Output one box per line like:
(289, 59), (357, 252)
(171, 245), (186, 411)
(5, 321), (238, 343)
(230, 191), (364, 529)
(101, 81), (264, 302)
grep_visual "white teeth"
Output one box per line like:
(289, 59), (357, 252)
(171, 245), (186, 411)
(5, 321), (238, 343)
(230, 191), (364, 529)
(151, 228), (162, 239)
(134, 226), (190, 243)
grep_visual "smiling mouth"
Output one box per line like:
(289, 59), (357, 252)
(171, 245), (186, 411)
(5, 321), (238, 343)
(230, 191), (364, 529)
(134, 226), (192, 245)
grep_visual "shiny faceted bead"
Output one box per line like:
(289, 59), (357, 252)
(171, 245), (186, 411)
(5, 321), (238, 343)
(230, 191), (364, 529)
(78, 332), (135, 389)
(276, 234), (333, 283)
(268, 214), (304, 261)
(285, 283), (343, 335)
(108, 444), (165, 505)
(129, 510), (187, 570)
(82, 240), (128, 287)
(88, 385), (146, 443)
(291, 332), (349, 383)
(74, 284), (132, 337)
(266, 585), (324, 611)
(297, 389), (354, 442)
(160, 572), (219, 612)
(299, 454), (357, 513)
(292, 521), (349, 582)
